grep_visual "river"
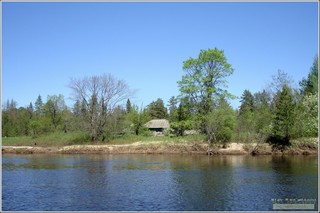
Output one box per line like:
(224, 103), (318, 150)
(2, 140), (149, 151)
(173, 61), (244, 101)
(2, 154), (318, 211)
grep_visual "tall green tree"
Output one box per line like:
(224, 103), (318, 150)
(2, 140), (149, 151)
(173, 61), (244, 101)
(178, 47), (234, 132)
(147, 98), (168, 119)
(45, 94), (67, 130)
(237, 90), (255, 141)
(271, 84), (296, 144)
(294, 90), (318, 138)
(299, 56), (318, 95)
(239, 89), (254, 113)
(170, 98), (194, 136)
(125, 104), (150, 135)
(2, 99), (18, 136)
(126, 99), (132, 114)
(168, 96), (178, 121)
(34, 95), (44, 116)
(252, 90), (272, 135)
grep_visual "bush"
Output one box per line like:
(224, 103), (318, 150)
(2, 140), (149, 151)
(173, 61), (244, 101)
(206, 98), (235, 145)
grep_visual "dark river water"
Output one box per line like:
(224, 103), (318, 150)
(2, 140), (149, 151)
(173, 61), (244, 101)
(2, 154), (318, 211)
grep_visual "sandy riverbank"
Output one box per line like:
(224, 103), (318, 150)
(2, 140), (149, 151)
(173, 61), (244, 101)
(2, 141), (318, 155)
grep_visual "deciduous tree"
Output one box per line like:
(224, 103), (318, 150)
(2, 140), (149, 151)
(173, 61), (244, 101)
(69, 73), (131, 141)
(178, 47), (234, 132)
(206, 97), (235, 145)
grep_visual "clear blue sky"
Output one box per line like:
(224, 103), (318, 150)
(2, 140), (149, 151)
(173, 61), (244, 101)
(2, 2), (318, 110)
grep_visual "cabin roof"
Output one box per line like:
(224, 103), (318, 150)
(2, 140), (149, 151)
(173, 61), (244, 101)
(145, 119), (170, 129)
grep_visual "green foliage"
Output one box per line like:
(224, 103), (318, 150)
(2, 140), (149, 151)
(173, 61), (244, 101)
(30, 117), (53, 137)
(2, 53), (317, 148)
(34, 95), (44, 116)
(168, 96), (178, 121)
(239, 89), (254, 113)
(236, 90), (255, 141)
(126, 99), (132, 113)
(45, 94), (66, 129)
(299, 56), (318, 95)
(125, 105), (150, 136)
(170, 120), (194, 137)
(2, 104), (32, 137)
(146, 98), (168, 119)
(294, 92), (318, 137)
(178, 47), (234, 132)
(169, 99), (194, 136)
(271, 84), (296, 142)
(206, 97), (235, 145)
(102, 106), (127, 141)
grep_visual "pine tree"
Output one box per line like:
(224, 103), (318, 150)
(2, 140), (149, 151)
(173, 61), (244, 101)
(299, 56), (318, 95)
(34, 95), (44, 116)
(271, 84), (295, 144)
(147, 98), (168, 119)
(126, 99), (132, 114)
(239, 89), (254, 114)
(237, 90), (254, 141)
(168, 96), (178, 121)
(170, 99), (194, 136)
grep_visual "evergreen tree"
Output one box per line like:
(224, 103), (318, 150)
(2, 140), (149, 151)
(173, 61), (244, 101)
(147, 98), (168, 119)
(239, 89), (254, 114)
(34, 95), (44, 116)
(168, 96), (178, 121)
(126, 99), (132, 114)
(299, 56), (318, 95)
(237, 90), (255, 141)
(26, 102), (34, 119)
(170, 99), (194, 136)
(271, 84), (296, 144)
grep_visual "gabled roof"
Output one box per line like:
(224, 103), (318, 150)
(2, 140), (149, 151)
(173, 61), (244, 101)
(145, 119), (170, 129)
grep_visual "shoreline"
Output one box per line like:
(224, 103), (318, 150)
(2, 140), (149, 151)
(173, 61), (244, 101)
(2, 142), (318, 155)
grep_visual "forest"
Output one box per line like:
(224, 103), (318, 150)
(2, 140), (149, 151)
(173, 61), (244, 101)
(2, 48), (318, 148)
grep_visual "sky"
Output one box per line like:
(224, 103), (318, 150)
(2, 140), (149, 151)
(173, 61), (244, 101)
(2, 2), (318, 110)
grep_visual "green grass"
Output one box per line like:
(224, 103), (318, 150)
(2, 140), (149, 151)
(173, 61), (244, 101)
(2, 131), (91, 147)
(2, 132), (207, 147)
(4, 131), (316, 149)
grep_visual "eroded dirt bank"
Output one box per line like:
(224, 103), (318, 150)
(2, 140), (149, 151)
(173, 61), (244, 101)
(2, 142), (318, 155)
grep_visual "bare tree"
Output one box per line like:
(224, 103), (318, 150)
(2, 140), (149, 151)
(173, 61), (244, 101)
(69, 74), (131, 141)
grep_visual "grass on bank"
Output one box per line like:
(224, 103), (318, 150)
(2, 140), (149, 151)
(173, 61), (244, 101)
(2, 131), (318, 152)
(1, 131), (207, 147)
(2, 131), (91, 147)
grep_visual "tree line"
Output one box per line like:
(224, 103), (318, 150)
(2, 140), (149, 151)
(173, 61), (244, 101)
(2, 48), (318, 146)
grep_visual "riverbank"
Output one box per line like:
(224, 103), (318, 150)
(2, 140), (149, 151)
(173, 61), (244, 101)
(2, 140), (318, 155)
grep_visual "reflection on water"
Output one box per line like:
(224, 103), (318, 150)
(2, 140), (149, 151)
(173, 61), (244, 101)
(2, 154), (318, 211)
